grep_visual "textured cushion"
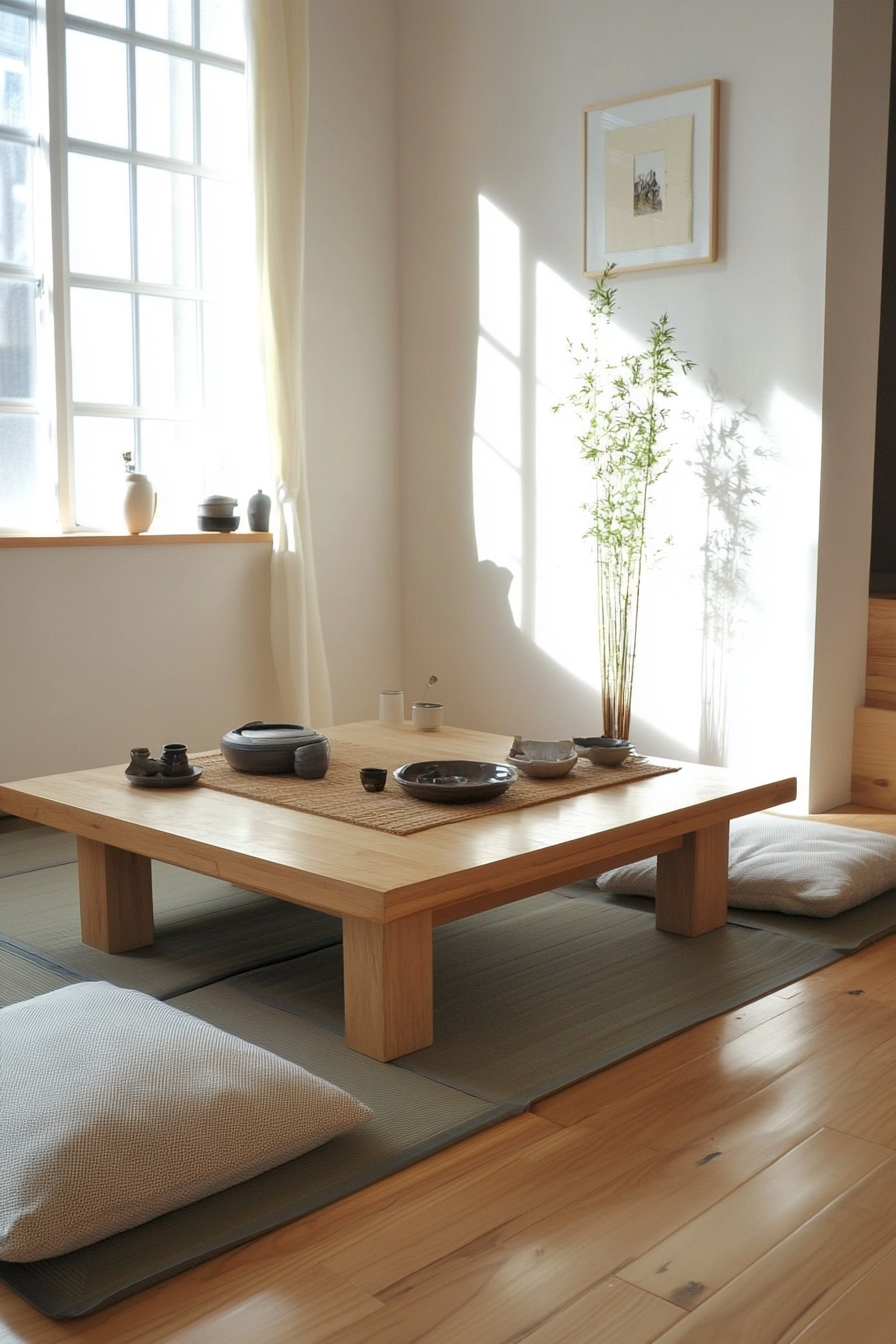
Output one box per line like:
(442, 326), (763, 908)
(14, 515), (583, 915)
(595, 814), (896, 917)
(0, 982), (372, 1262)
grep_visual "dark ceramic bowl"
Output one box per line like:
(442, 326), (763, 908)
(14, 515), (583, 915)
(220, 722), (324, 774)
(393, 760), (517, 803)
(573, 736), (631, 750)
(573, 736), (634, 766)
(198, 516), (240, 532)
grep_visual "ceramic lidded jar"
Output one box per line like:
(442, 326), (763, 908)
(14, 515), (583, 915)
(247, 489), (272, 532)
(123, 473), (157, 535)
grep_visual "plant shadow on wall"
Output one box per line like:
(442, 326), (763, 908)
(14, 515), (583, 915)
(684, 386), (777, 766)
(555, 265), (694, 740)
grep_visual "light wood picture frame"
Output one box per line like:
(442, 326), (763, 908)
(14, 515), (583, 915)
(583, 79), (719, 277)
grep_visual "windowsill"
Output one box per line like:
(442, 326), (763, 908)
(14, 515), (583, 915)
(0, 533), (273, 549)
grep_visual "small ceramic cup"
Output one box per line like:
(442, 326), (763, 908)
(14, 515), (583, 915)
(412, 701), (443, 731)
(359, 768), (387, 792)
(160, 743), (191, 776)
(294, 737), (330, 780)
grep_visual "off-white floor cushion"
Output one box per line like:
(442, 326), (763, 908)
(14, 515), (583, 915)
(0, 981), (372, 1262)
(595, 814), (896, 917)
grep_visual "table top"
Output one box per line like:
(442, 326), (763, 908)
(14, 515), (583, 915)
(0, 722), (797, 923)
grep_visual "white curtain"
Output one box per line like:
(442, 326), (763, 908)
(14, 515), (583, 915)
(245, 0), (333, 728)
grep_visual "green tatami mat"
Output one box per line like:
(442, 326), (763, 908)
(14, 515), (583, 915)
(232, 890), (841, 1105)
(0, 824), (76, 877)
(0, 976), (508, 1321)
(0, 941), (82, 1006)
(0, 828), (342, 997)
(573, 881), (896, 953)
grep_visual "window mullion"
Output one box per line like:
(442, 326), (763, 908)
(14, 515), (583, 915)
(193, 0), (204, 465)
(46, 0), (73, 530)
(127, 3), (140, 469)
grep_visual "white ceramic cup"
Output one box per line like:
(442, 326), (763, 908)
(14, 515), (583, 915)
(412, 701), (443, 731)
(379, 690), (405, 723)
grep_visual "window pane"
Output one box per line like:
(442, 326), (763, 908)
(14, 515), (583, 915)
(0, 413), (54, 530)
(200, 64), (245, 169)
(0, 279), (35, 399)
(138, 295), (198, 409)
(68, 153), (131, 278)
(66, 31), (128, 148)
(141, 418), (204, 530)
(72, 414), (134, 528)
(136, 47), (193, 161)
(137, 165), (195, 286)
(0, 11), (31, 131)
(70, 287), (133, 403)
(200, 176), (247, 293)
(202, 298), (264, 503)
(199, 0), (245, 60)
(135, 0), (192, 45)
(65, 0), (127, 26)
(0, 140), (32, 266)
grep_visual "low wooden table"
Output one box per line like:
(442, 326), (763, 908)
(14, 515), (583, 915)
(0, 722), (796, 1060)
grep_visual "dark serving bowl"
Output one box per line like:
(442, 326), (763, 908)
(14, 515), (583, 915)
(220, 722), (324, 774)
(393, 760), (517, 803)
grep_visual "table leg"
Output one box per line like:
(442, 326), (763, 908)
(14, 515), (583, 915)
(655, 821), (729, 935)
(342, 912), (433, 1061)
(77, 837), (154, 953)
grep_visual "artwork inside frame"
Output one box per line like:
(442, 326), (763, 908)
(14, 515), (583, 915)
(583, 79), (719, 277)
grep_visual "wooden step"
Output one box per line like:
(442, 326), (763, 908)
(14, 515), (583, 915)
(866, 598), (896, 709)
(852, 706), (896, 810)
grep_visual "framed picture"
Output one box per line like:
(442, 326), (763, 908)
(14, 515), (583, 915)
(583, 79), (719, 277)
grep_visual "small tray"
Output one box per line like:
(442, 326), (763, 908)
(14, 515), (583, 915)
(126, 766), (203, 788)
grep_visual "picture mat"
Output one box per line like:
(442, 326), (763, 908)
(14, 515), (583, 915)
(585, 81), (716, 274)
(605, 114), (693, 252)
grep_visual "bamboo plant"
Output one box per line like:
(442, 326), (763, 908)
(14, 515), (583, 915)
(560, 267), (694, 740)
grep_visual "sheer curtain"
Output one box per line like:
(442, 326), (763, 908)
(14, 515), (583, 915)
(245, 0), (333, 728)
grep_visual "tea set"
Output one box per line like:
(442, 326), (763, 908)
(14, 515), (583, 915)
(125, 692), (639, 801)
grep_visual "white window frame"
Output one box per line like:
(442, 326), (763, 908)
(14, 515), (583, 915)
(1, 0), (249, 533)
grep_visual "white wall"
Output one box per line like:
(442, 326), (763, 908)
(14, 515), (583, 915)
(304, 0), (403, 724)
(3, 0), (889, 803)
(0, 541), (284, 783)
(396, 0), (890, 808)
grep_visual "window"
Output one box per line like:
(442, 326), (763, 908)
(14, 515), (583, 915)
(0, 0), (263, 533)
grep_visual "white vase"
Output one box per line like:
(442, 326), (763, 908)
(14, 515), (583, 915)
(123, 473), (157, 535)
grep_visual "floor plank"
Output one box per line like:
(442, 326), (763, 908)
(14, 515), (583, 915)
(618, 1126), (894, 1308)
(785, 1237), (896, 1343)
(648, 1154), (896, 1343)
(517, 1279), (685, 1344)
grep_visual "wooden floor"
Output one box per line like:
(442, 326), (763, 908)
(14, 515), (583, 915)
(4, 806), (896, 1343)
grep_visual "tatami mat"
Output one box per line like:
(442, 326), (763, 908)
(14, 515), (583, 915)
(0, 829), (341, 997)
(574, 881), (896, 953)
(232, 890), (840, 1105)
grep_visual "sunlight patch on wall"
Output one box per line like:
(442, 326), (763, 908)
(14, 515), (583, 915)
(472, 197), (523, 624)
(472, 433), (522, 625)
(471, 195), (815, 780)
(478, 196), (520, 356)
(533, 261), (596, 687)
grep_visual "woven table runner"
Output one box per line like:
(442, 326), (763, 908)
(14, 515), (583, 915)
(193, 739), (679, 836)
